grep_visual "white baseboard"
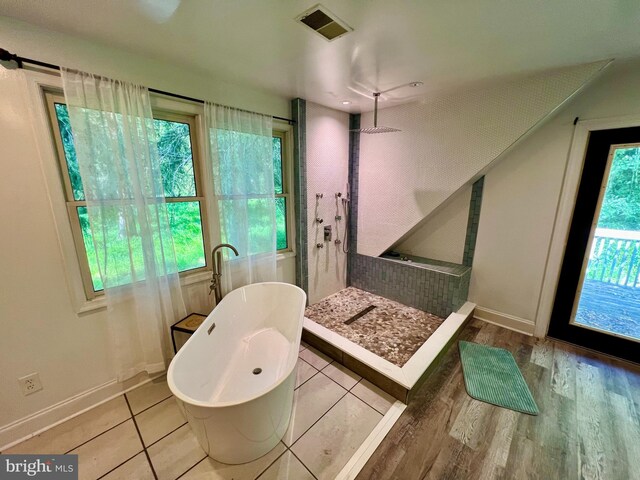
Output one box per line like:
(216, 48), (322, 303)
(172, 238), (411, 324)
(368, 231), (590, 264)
(0, 373), (151, 451)
(474, 306), (535, 335)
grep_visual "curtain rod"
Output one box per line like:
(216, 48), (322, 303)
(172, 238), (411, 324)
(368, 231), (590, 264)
(0, 48), (296, 125)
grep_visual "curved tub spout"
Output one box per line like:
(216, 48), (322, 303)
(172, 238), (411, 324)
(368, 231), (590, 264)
(210, 243), (239, 304)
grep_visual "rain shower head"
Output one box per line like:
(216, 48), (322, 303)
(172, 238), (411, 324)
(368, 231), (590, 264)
(351, 92), (400, 134)
(358, 125), (401, 134)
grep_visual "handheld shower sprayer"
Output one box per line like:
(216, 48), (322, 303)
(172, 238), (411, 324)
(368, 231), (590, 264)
(341, 183), (350, 253)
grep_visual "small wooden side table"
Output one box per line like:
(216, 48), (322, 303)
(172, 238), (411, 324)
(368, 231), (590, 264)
(170, 313), (207, 353)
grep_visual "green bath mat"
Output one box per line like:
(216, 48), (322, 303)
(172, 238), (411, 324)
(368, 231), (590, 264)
(459, 341), (539, 415)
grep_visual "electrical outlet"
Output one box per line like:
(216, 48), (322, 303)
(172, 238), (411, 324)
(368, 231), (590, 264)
(18, 373), (43, 396)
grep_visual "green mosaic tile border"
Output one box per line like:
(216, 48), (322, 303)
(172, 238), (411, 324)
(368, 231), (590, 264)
(292, 98), (308, 295)
(463, 176), (484, 267)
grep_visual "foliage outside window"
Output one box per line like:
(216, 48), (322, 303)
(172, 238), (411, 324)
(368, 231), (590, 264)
(273, 133), (289, 251)
(585, 146), (640, 284)
(598, 147), (640, 231)
(46, 93), (208, 296)
(214, 128), (291, 256)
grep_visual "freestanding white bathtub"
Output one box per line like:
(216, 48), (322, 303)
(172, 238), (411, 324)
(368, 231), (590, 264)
(167, 282), (307, 464)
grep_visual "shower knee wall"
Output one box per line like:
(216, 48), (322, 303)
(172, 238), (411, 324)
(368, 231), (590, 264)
(350, 254), (470, 317)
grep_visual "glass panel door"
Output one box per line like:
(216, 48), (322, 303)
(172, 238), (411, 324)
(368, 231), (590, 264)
(548, 126), (640, 363)
(571, 144), (640, 342)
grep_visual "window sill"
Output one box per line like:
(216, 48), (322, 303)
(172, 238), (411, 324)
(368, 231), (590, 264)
(77, 253), (296, 314)
(180, 270), (213, 287)
(77, 296), (107, 315)
(276, 251), (296, 261)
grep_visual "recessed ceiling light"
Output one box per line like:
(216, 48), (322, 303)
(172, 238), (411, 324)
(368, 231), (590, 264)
(341, 101), (351, 105)
(409, 82), (424, 88)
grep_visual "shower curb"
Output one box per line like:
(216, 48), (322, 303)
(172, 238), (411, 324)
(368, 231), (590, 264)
(302, 301), (476, 402)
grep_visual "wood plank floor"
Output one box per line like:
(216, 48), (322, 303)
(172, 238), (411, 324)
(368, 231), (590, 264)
(357, 319), (640, 480)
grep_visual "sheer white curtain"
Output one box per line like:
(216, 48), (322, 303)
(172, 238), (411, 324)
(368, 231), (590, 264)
(61, 68), (186, 381)
(204, 103), (276, 294)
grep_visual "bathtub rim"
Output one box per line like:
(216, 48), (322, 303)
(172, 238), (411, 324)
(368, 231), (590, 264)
(167, 281), (307, 409)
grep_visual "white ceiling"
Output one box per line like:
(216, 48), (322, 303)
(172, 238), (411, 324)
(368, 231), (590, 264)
(2, 0), (640, 112)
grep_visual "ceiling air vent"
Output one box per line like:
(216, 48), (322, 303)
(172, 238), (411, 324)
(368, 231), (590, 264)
(296, 4), (352, 41)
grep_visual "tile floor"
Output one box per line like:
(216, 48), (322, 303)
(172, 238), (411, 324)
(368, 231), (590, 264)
(3, 343), (396, 480)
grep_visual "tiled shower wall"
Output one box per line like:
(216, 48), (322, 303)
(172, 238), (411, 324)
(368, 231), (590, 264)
(346, 114), (360, 286)
(305, 102), (350, 304)
(292, 98), (308, 294)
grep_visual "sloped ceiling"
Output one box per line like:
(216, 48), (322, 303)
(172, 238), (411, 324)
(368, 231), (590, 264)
(357, 61), (608, 257)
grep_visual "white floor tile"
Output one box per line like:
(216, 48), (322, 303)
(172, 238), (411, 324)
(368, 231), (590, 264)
(126, 375), (172, 414)
(351, 379), (395, 415)
(292, 393), (382, 480)
(298, 346), (331, 370)
(69, 419), (143, 480)
(101, 452), (154, 480)
(299, 341), (309, 353)
(282, 373), (346, 446)
(4, 396), (130, 455)
(322, 362), (361, 390)
(147, 424), (206, 480)
(258, 451), (314, 480)
(135, 396), (186, 446)
(181, 443), (286, 480)
(295, 359), (318, 389)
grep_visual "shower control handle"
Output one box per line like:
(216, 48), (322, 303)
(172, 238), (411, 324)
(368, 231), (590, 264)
(324, 225), (332, 241)
(316, 243), (324, 249)
(316, 217), (323, 224)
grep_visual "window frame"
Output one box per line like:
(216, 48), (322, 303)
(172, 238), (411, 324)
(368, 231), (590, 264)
(44, 91), (211, 300)
(273, 129), (294, 253)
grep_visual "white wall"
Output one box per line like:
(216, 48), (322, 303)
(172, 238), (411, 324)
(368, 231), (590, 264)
(395, 186), (471, 264)
(0, 16), (288, 118)
(0, 18), (292, 447)
(306, 102), (350, 304)
(468, 57), (640, 333)
(356, 61), (607, 257)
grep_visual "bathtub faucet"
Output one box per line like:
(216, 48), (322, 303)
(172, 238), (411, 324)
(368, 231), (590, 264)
(210, 243), (239, 305)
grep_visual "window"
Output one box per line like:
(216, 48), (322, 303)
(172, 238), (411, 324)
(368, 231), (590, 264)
(215, 129), (292, 255)
(273, 131), (291, 251)
(44, 92), (208, 298)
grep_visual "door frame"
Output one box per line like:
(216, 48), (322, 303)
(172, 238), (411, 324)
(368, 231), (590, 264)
(546, 124), (640, 362)
(536, 115), (640, 340)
